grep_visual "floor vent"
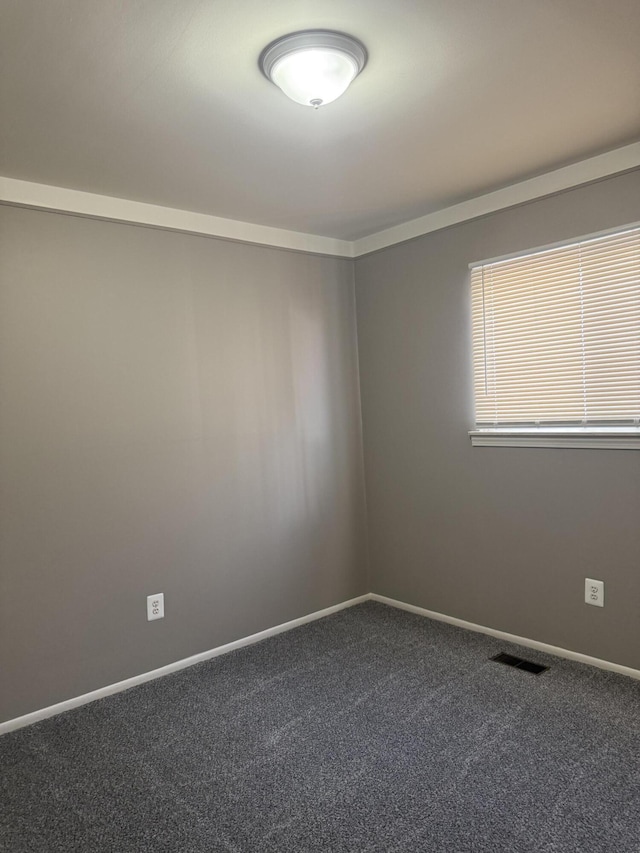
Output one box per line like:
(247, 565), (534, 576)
(491, 652), (548, 675)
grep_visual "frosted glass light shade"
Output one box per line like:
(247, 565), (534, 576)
(260, 31), (367, 109)
(271, 48), (358, 107)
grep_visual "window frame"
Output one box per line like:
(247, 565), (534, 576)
(469, 222), (640, 450)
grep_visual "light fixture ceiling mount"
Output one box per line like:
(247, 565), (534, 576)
(259, 30), (367, 109)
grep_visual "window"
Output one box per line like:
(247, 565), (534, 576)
(470, 224), (640, 448)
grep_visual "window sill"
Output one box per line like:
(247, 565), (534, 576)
(469, 428), (640, 450)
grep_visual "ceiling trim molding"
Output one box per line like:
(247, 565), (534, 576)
(1, 142), (639, 259)
(351, 141), (640, 257)
(0, 176), (355, 258)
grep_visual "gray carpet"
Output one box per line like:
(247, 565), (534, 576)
(2, 601), (640, 852)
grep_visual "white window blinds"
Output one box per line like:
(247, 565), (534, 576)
(471, 226), (640, 427)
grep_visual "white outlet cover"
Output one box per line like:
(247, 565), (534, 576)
(147, 593), (165, 621)
(585, 578), (604, 607)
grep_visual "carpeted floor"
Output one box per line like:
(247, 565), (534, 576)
(2, 601), (640, 852)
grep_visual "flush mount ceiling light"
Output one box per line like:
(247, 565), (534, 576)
(259, 30), (367, 109)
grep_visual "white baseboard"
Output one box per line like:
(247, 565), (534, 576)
(0, 594), (370, 736)
(370, 593), (640, 681)
(4, 591), (639, 736)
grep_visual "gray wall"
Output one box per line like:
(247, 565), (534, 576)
(0, 206), (368, 723)
(3, 169), (640, 725)
(356, 169), (640, 670)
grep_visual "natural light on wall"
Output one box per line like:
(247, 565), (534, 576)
(470, 224), (640, 449)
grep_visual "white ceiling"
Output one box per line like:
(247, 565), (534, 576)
(1, 0), (640, 241)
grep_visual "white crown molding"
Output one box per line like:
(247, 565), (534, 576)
(0, 594), (370, 735)
(371, 593), (640, 681)
(0, 176), (355, 258)
(351, 141), (640, 257)
(2, 141), (639, 258)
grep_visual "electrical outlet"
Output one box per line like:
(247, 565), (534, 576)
(147, 593), (164, 621)
(585, 578), (604, 607)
